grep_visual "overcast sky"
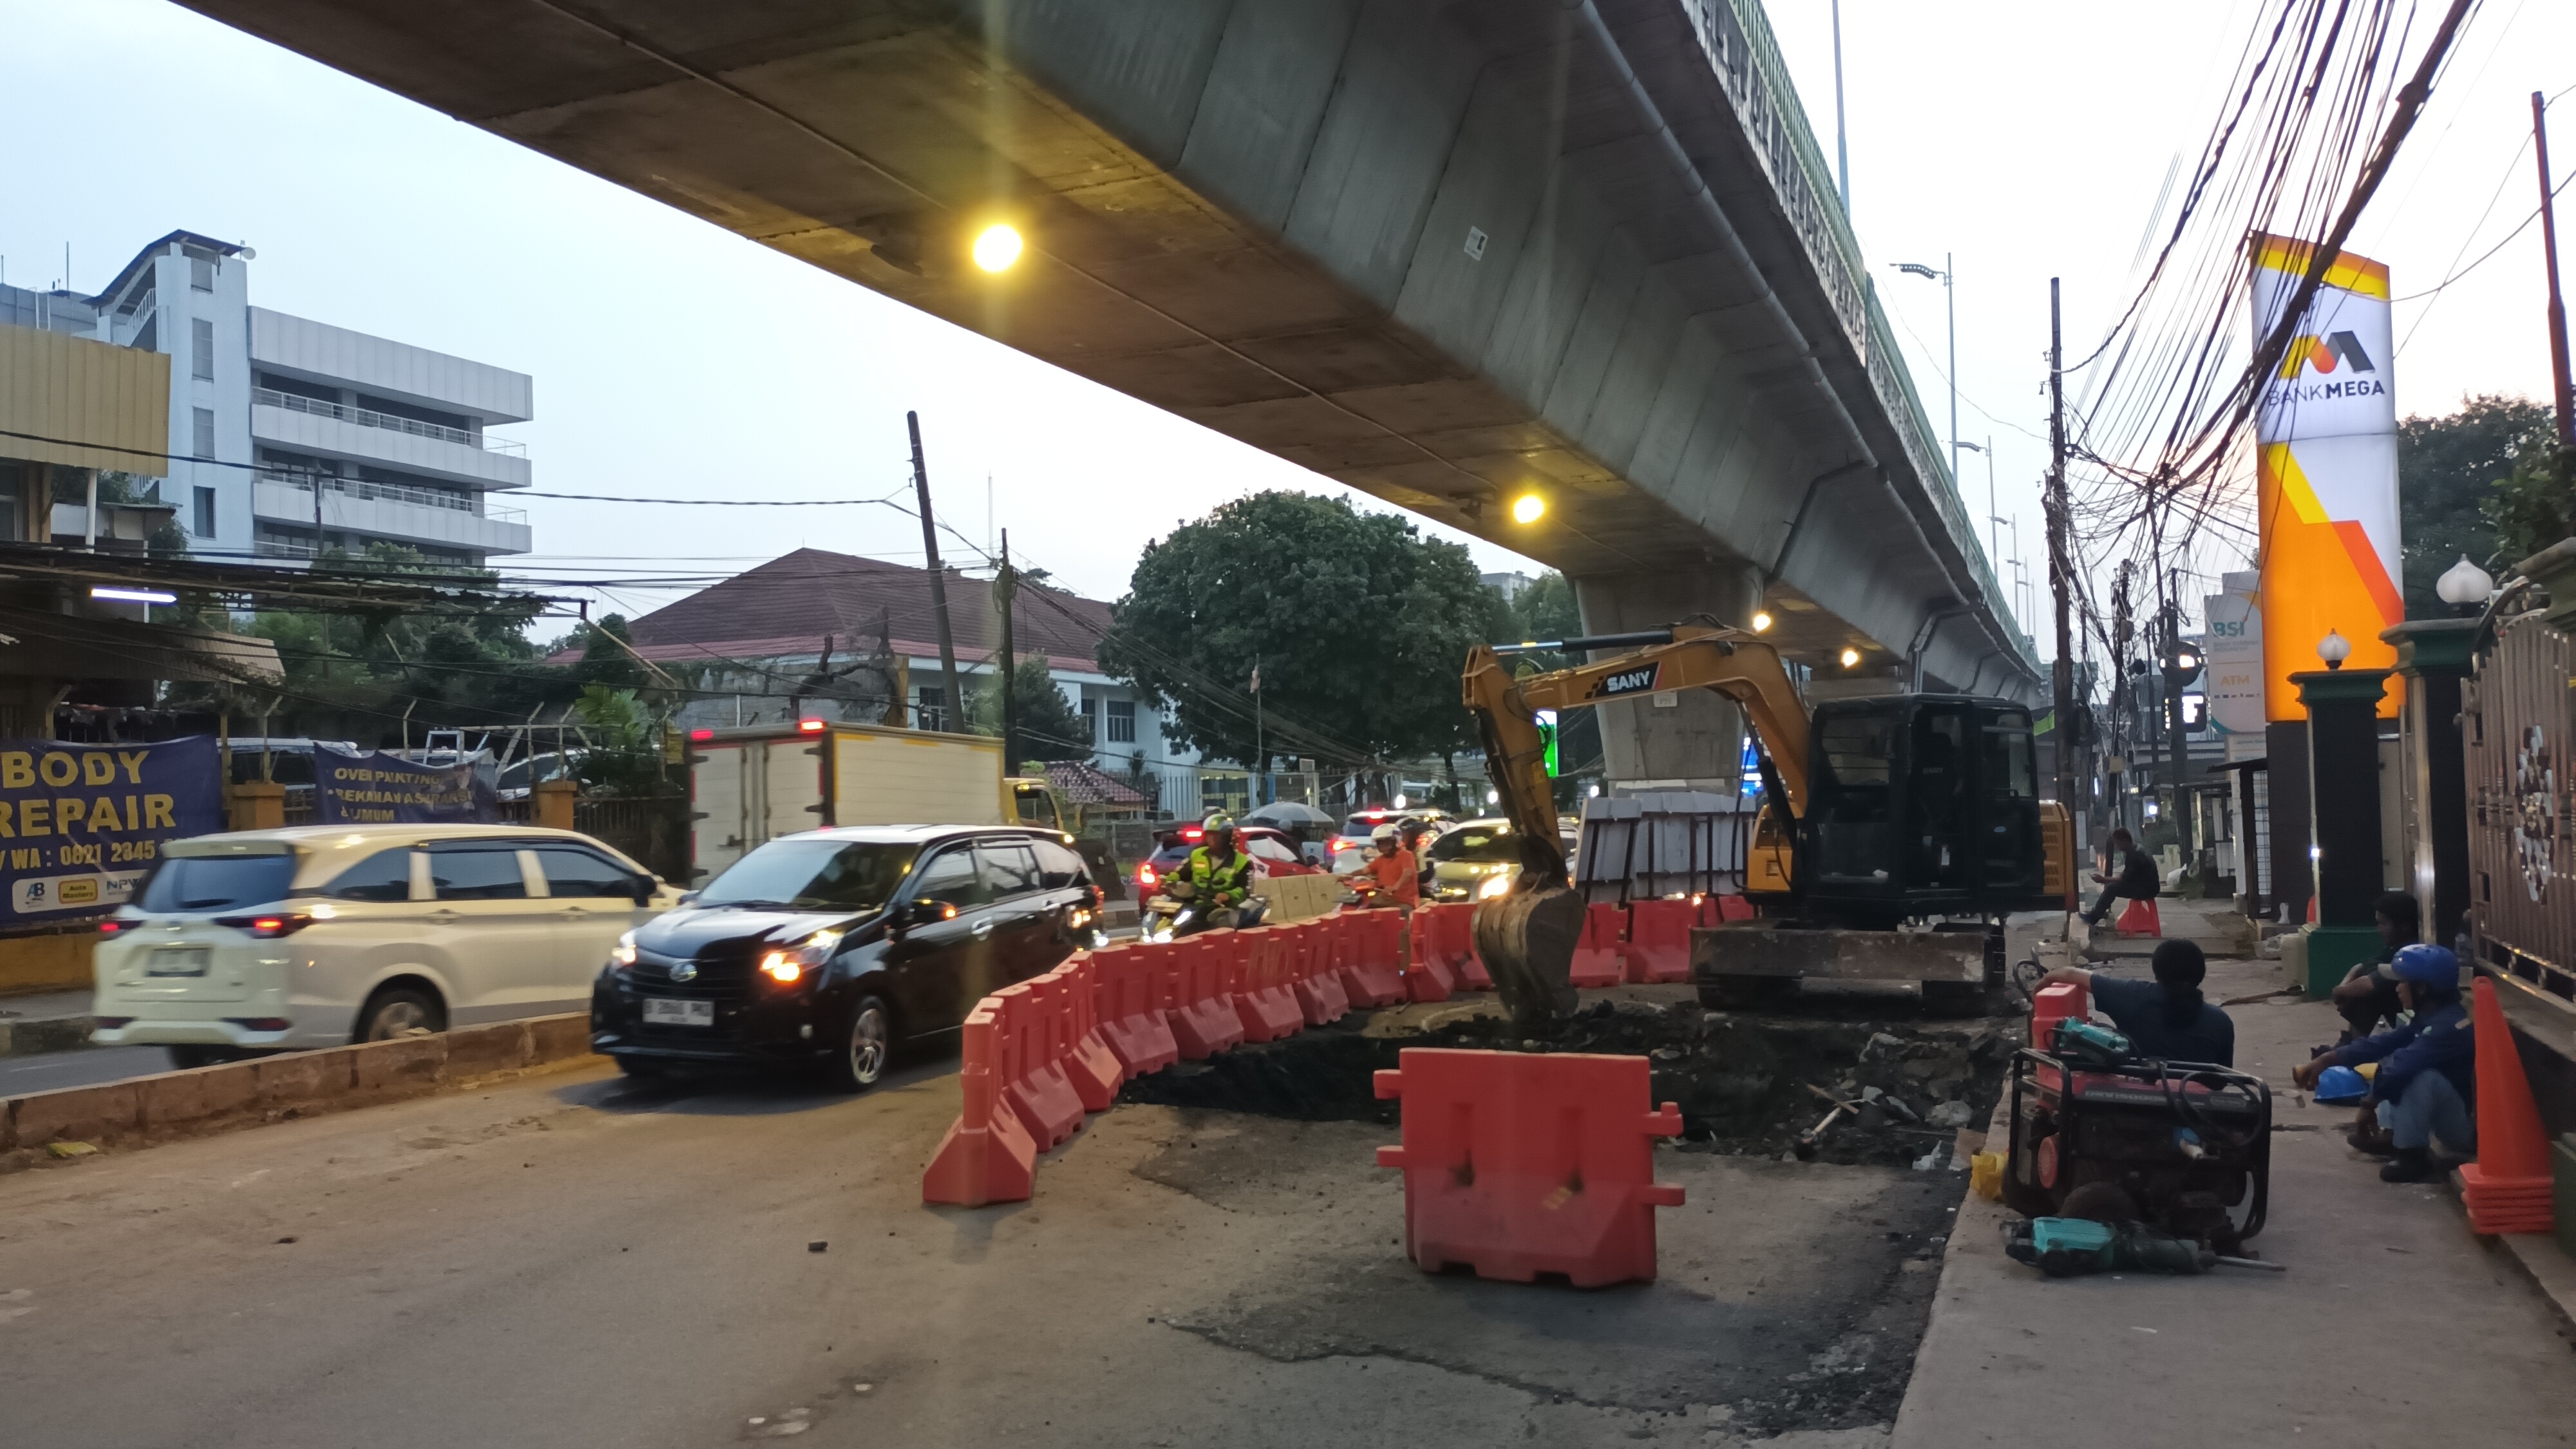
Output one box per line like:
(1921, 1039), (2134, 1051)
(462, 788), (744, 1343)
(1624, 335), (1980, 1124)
(2, 0), (2568, 638)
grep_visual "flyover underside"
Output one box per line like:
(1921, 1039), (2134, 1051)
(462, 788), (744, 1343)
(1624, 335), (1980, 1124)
(181, 0), (2032, 696)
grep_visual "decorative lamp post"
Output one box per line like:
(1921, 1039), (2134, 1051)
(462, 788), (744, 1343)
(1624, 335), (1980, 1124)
(2316, 629), (2351, 669)
(2383, 605), (2480, 951)
(2434, 555), (2494, 617)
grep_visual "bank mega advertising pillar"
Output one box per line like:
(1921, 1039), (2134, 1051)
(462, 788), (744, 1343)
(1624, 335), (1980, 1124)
(2249, 232), (2401, 719)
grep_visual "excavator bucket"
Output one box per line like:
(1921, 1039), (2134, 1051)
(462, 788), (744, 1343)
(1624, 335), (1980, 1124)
(1473, 881), (1584, 1030)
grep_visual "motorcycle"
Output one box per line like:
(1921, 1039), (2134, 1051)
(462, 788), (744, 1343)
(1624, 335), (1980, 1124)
(1141, 877), (1269, 942)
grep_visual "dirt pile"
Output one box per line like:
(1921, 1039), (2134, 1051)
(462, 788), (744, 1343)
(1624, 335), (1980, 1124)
(1118, 996), (2022, 1167)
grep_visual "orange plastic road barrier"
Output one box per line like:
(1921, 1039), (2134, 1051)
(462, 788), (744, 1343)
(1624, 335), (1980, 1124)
(1568, 902), (1627, 988)
(1624, 898), (1696, 984)
(1041, 956), (1124, 1112)
(1227, 927), (1306, 1043)
(923, 1002), (1038, 1206)
(1338, 909), (1408, 1007)
(1091, 942), (1179, 1079)
(1412, 902), (1491, 991)
(1373, 1048), (1685, 1286)
(990, 981), (1086, 1150)
(1405, 915), (1457, 1003)
(1698, 893), (1757, 925)
(1285, 920), (1351, 1026)
(2116, 898), (2162, 937)
(2461, 976), (2556, 1235)
(1163, 934), (1247, 1060)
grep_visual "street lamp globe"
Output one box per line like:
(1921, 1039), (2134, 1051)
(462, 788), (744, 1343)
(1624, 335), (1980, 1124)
(2435, 554), (2494, 611)
(1838, 646), (1862, 668)
(1750, 610), (1774, 632)
(2316, 629), (2351, 670)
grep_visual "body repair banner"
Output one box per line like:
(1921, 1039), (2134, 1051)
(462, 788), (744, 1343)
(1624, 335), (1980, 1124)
(0, 736), (221, 922)
(315, 748), (497, 825)
(2249, 232), (2401, 719)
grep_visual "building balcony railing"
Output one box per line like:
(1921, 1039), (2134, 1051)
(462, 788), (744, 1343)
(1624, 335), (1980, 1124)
(253, 388), (527, 456)
(258, 471), (526, 526)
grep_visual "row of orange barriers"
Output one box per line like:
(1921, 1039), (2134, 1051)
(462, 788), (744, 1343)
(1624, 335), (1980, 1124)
(925, 910), (1407, 1206)
(1410, 894), (1755, 993)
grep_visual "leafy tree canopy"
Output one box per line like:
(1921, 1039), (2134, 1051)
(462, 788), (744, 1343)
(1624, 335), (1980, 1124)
(968, 656), (1095, 765)
(1097, 492), (1510, 768)
(2398, 394), (2557, 609)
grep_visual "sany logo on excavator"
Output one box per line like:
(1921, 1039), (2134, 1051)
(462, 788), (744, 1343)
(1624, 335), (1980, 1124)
(1587, 663), (1661, 698)
(2277, 330), (2375, 377)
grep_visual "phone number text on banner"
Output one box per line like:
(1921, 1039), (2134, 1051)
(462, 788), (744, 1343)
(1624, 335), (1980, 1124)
(0, 736), (222, 920)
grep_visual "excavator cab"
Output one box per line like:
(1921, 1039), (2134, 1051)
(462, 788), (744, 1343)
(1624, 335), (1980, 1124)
(1799, 696), (2050, 925)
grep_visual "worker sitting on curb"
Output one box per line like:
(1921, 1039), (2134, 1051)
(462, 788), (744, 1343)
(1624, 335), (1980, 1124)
(2035, 939), (2236, 1066)
(2331, 891), (2421, 1046)
(2079, 827), (2159, 928)
(1338, 822), (1419, 914)
(2292, 944), (2476, 1183)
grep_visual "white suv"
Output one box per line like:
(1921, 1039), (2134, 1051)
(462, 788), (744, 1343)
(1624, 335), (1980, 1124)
(93, 824), (681, 1068)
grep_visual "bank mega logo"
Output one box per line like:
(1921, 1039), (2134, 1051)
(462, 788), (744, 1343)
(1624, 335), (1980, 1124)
(2267, 329), (2386, 404)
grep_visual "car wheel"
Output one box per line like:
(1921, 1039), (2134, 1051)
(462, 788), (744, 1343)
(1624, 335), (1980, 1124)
(826, 994), (894, 1093)
(614, 1055), (670, 1079)
(354, 986), (445, 1043)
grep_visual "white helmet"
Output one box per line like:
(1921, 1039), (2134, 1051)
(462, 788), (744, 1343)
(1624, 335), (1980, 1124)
(1371, 823), (1402, 846)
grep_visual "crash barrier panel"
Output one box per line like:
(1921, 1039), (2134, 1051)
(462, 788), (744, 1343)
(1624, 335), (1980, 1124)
(1567, 902), (1628, 989)
(922, 1003), (1039, 1206)
(1090, 942), (1180, 1079)
(1372, 1048), (1685, 1286)
(1623, 898), (1697, 984)
(1405, 909), (1457, 1003)
(1042, 955), (1124, 1112)
(2114, 898), (2162, 937)
(1411, 902), (1492, 992)
(1697, 893), (1757, 926)
(1163, 933), (1247, 1060)
(2461, 976), (2557, 1235)
(990, 981), (1086, 1150)
(1253, 870), (1340, 922)
(1226, 927), (1306, 1043)
(1286, 918), (1351, 1026)
(1338, 907), (1409, 1007)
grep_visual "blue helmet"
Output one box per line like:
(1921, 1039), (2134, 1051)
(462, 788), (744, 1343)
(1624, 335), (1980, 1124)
(2313, 1065), (2369, 1105)
(2389, 943), (2460, 992)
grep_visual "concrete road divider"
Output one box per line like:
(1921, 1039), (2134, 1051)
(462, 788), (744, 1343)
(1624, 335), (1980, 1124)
(922, 1003), (1038, 1206)
(1373, 1047), (1685, 1287)
(1162, 935), (1246, 1060)
(1088, 943), (1179, 1079)
(0, 1014), (595, 1166)
(990, 982), (1086, 1150)
(1568, 903), (1629, 988)
(1338, 909), (1407, 1007)
(1624, 899), (1696, 984)
(1041, 955), (1124, 1112)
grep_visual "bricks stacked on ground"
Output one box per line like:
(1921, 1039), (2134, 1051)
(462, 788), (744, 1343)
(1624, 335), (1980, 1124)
(1373, 1047), (1685, 1286)
(2461, 976), (2557, 1235)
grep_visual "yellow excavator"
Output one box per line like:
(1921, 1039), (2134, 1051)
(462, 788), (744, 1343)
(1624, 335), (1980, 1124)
(1466, 624), (2073, 1028)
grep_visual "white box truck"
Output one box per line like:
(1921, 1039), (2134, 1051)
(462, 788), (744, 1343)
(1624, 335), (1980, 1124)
(685, 721), (1068, 881)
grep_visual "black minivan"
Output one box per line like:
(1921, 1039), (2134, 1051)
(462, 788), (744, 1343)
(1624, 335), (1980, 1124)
(590, 825), (1101, 1090)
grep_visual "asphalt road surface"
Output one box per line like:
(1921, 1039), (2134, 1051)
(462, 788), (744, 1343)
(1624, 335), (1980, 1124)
(0, 1051), (1952, 1448)
(0, 1044), (173, 1095)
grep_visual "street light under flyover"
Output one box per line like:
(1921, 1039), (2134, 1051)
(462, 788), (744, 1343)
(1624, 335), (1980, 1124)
(1891, 256), (1959, 485)
(1958, 437), (1999, 586)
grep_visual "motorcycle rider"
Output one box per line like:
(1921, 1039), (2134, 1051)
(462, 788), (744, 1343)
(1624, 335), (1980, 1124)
(1175, 813), (1262, 929)
(1338, 822), (1420, 914)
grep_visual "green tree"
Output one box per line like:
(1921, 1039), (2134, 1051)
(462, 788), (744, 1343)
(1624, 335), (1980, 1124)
(1097, 492), (1502, 769)
(2398, 395), (2556, 608)
(968, 656), (1095, 764)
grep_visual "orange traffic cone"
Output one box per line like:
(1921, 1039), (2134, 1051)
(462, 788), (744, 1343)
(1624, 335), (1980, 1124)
(2459, 976), (2555, 1235)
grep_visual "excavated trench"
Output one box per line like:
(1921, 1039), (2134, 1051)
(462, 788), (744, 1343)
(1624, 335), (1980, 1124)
(1119, 993), (2023, 1167)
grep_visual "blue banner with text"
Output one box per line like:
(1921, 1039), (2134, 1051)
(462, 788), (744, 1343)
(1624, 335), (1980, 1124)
(0, 736), (222, 922)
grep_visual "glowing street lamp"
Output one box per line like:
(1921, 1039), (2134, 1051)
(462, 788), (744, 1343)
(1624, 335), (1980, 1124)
(972, 223), (1024, 272)
(1510, 492), (1546, 525)
(1750, 610), (1774, 632)
(1838, 647), (1862, 668)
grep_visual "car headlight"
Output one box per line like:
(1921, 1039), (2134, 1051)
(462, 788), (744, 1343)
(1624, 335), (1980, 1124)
(610, 930), (638, 969)
(1477, 873), (1514, 900)
(759, 929), (842, 984)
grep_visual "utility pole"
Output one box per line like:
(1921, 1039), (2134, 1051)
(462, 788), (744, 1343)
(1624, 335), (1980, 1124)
(2047, 278), (2078, 862)
(997, 528), (1018, 769)
(1831, 0), (1850, 213)
(2163, 573), (2192, 858)
(907, 411), (963, 734)
(2112, 562), (2135, 834)
(2536, 91), (2575, 478)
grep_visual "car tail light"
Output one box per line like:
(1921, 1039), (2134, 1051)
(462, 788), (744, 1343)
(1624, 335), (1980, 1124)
(216, 914), (313, 938)
(97, 920), (126, 934)
(688, 728), (715, 742)
(797, 718), (827, 733)
(1137, 861), (1158, 892)
(1179, 826), (1203, 842)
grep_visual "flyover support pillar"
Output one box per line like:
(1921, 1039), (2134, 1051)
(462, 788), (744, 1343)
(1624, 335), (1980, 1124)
(1572, 565), (1762, 793)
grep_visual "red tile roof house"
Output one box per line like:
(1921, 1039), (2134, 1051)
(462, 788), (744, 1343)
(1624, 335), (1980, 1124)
(551, 549), (1191, 793)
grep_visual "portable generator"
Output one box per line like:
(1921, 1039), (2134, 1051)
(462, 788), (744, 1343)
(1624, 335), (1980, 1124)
(2002, 1020), (2273, 1254)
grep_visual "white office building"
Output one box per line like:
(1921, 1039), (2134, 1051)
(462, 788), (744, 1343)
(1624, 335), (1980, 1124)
(0, 230), (533, 565)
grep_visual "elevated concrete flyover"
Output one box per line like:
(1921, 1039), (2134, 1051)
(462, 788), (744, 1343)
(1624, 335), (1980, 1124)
(182, 0), (2043, 775)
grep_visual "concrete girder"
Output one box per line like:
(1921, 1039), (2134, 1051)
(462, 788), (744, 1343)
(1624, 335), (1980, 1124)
(176, 0), (2039, 699)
